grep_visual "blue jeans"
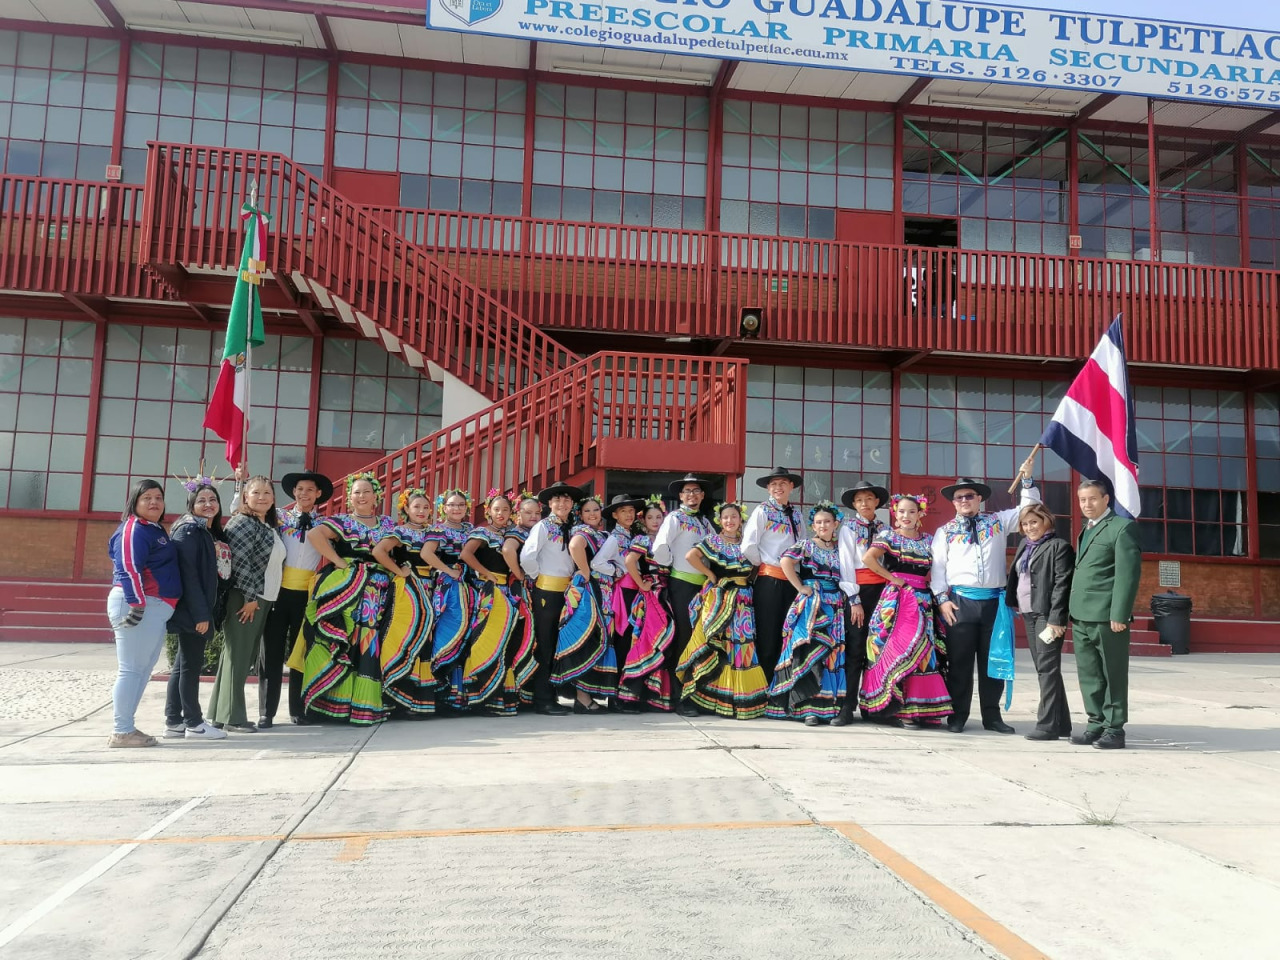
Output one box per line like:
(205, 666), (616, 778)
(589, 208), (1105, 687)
(108, 588), (175, 735)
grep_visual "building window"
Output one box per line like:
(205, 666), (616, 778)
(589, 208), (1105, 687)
(0, 32), (118, 180)
(122, 43), (328, 183)
(1134, 386), (1247, 557)
(1153, 133), (1239, 267)
(1244, 144), (1280, 271)
(315, 339), (442, 452)
(531, 84), (707, 229)
(332, 65), (524, 216)
(1256, 392), (1280, 559)
(0, 317), (94, 510)
(1077, 128), (1152, 261)
(722, 101), (892, 239)
(744, 364), (891, 504)
(898, 373), (1074, 517)
(903, 117), (1069, 256)
(91, 326), (313, 515)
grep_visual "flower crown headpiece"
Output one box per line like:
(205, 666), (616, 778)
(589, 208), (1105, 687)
(712, 501), (745, 526)
(807, 500), (844, 525)
(346, 471), (383, 503)
(396, 487), (430, 520)
(575, 495), (603, 520)
(435, 488), (472, 518)
(174, 468), (225, 493)
(642, 493), (665, 511)
(890, 493), (930, 517)
(514, 488), (537, 505)
(483, 487), (516, 519)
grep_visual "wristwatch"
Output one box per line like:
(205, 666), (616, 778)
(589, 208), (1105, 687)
(937, 591), (951, 605)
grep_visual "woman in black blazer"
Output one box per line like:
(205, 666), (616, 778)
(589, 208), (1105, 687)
(1005, 503), (1075, 741)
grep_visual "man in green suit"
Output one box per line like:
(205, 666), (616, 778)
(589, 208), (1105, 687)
(1069, 479), (1143, 750)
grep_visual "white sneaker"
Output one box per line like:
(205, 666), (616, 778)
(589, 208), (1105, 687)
(164, 724), (187, 739)
(185, 723), (228, 741)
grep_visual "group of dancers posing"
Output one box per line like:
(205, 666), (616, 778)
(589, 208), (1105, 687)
(105, 455), (1049, 746)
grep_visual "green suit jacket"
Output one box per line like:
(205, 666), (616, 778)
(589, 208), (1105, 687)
(1068, 512), (1143, 623)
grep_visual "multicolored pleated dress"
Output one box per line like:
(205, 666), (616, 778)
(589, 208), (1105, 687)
(677, 534), (767, 719)
(380, 523), (438, 715)
(617, 533), (676, 710)
(551, 524), (617, 699)
(462, 525), (536, 714)
(859, 529), (952, 721)
(591, 526), (632, 672)
(301, 514), (397, 725)
(425, 521), (473, 710)
(504, 524), (537, 710)
(766, 538), (847, 723)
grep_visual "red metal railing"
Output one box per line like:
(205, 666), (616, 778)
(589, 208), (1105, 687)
(140, 144), (577, 402)
(321, 351), (748, 514)
(0, 176), (174, 301)
(366, 205), (1280, 370)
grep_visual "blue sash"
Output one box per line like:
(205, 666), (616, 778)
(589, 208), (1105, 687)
(951, 585), (1015, 710)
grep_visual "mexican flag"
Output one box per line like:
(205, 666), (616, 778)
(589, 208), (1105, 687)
(204, 204), (269, 470)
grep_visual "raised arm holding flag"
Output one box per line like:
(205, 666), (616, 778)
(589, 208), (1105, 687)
(204, 188), (269, 478)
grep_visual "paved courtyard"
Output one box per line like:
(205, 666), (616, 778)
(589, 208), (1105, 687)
(0, 641), (1277, 960)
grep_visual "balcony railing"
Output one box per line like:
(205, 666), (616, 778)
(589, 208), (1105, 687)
(365, 205), (1280, 371)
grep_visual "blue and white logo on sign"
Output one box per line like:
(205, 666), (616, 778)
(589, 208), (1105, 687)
(440, 0), (501, 27)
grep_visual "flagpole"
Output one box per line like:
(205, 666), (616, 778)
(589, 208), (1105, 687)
(1007, 444), (1042, 495)
(240, 179), (259, 483)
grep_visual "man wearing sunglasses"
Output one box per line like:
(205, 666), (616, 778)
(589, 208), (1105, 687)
(931, 458), (1039, 734)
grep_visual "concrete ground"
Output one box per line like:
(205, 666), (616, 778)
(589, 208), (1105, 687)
(0, 642), (1277, 960)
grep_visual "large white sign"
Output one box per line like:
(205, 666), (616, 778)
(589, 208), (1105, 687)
(425, 0), (1280, 107)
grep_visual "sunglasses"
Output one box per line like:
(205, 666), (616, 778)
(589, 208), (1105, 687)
(952, 493), (979, 502)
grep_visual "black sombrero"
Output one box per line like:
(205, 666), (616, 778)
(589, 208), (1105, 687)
(940, 477), (993, 501)
(537, 481), (585, 505)
(666, 473), (717, 497)
(756, 466), (803, 489)
(280, 470), (334, 503)
(840, 480), (889, 509)
(603, 494), (646, 516)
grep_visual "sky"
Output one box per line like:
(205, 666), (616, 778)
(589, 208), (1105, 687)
(1004, 0), (1277, 33)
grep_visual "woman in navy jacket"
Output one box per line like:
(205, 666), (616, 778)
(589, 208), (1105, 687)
(163, 481), (232, 741)
(107, 479), (182, 748)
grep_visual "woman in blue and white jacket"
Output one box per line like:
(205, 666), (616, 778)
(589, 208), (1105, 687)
(107, 479), (182, 748)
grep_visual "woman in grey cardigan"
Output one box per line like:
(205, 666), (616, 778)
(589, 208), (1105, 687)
(209, 476), (286, 733)
(1005, 502), (1075, 742)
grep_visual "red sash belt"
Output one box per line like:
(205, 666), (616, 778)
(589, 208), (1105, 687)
(758, 563), (788, 580)
(856, 569), (888, 585)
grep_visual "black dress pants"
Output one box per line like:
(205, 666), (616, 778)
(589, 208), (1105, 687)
(840, 582), (885, 719)
(753, 575), (797, 683)
(258, 587), (307, 721)
(165, 628), (209, 727)
(531, 586), (566, 707)
(945, 595), (1005, 726)
(666, 578), (702, 699)
(1022, 612), (1072, 735)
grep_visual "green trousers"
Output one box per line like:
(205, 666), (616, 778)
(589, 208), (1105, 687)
(209, 589), (273, 726)
(1071, 619), (1130, 733)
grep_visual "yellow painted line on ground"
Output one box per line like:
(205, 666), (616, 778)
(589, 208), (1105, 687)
(0, 819), (817, 850)
(828, 821), (1052, 960)
(335, 835), (369, 861)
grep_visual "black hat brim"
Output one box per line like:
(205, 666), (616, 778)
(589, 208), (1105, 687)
(756, 470), (803, 489)
(603, 498), (646, 516)
(941, 481), (993, 501)
(281, 471), (334, 504)
(840, 484), (889, 509)
(537, 483), (585, 505)
(666, 477), (716, 497)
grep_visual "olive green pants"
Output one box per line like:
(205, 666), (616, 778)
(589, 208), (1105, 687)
(1071, 619), (1130, 734)
(208, 589), (273, 726)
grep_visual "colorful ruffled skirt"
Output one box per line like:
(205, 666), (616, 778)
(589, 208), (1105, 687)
(617, 576), (675, 710)
(431, 575), (473, 710)
(301, 561), (392, 725)
(552, 572), (616, 697)
(378, 569), (436, 714)
(766, 580), (846, 722)
(463, 576), (534, 712)
(859, 576), (952, 721)
(677, 577), (767, 720)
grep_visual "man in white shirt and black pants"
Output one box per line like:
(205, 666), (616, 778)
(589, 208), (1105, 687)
(742, 467), (804, 684)
(931, 460), (1039, 734)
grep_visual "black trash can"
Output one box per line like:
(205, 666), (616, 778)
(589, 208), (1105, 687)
(1151, 591), (1193, 655)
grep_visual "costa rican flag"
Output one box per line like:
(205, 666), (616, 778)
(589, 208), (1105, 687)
(1040, 316), (1141, 518)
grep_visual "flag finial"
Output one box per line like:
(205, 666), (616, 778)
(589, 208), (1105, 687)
(248, 177), (258, 208)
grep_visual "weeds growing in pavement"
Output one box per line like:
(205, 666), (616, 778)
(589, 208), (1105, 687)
(1079, 793), (1127, 826)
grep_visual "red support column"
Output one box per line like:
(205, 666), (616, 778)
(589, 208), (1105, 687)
(889, 367), (902, 494)
(1237, 141), (1251, 269)
(109, 34), (130, 168)
(1067, 122), (1080, 257)
(323, 59), (338, 184)
(893, 107), (905, 244)
(1245, 386), (1261, 572)
(1146, 99), (1161, 261)
(305, 335), (323, 471)
(521, 42), (537, 219)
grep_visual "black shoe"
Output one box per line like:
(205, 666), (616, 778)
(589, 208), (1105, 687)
(225, 722), (257, 733)
(289, 716), (312, 726)
(536, 704), (570, 716)
(677, 703), (700, 718)
(1093, 731), (1126, 750)
(210, 722), (225, 729)
(618, 704), (641, 715)
(983, 720), (1016, 735)
(1024, 729), (1058, 741)
(572, 700), (603, 715)
(946, 719), (966, 733)
(803, 716), (822, 727)
(257, 718), (274, 729)
(1070, 729), (1104, 745)
(830, 715), (852, 727)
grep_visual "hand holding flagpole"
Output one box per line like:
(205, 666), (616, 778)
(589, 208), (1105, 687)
(1008, 445), (1042, 495)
